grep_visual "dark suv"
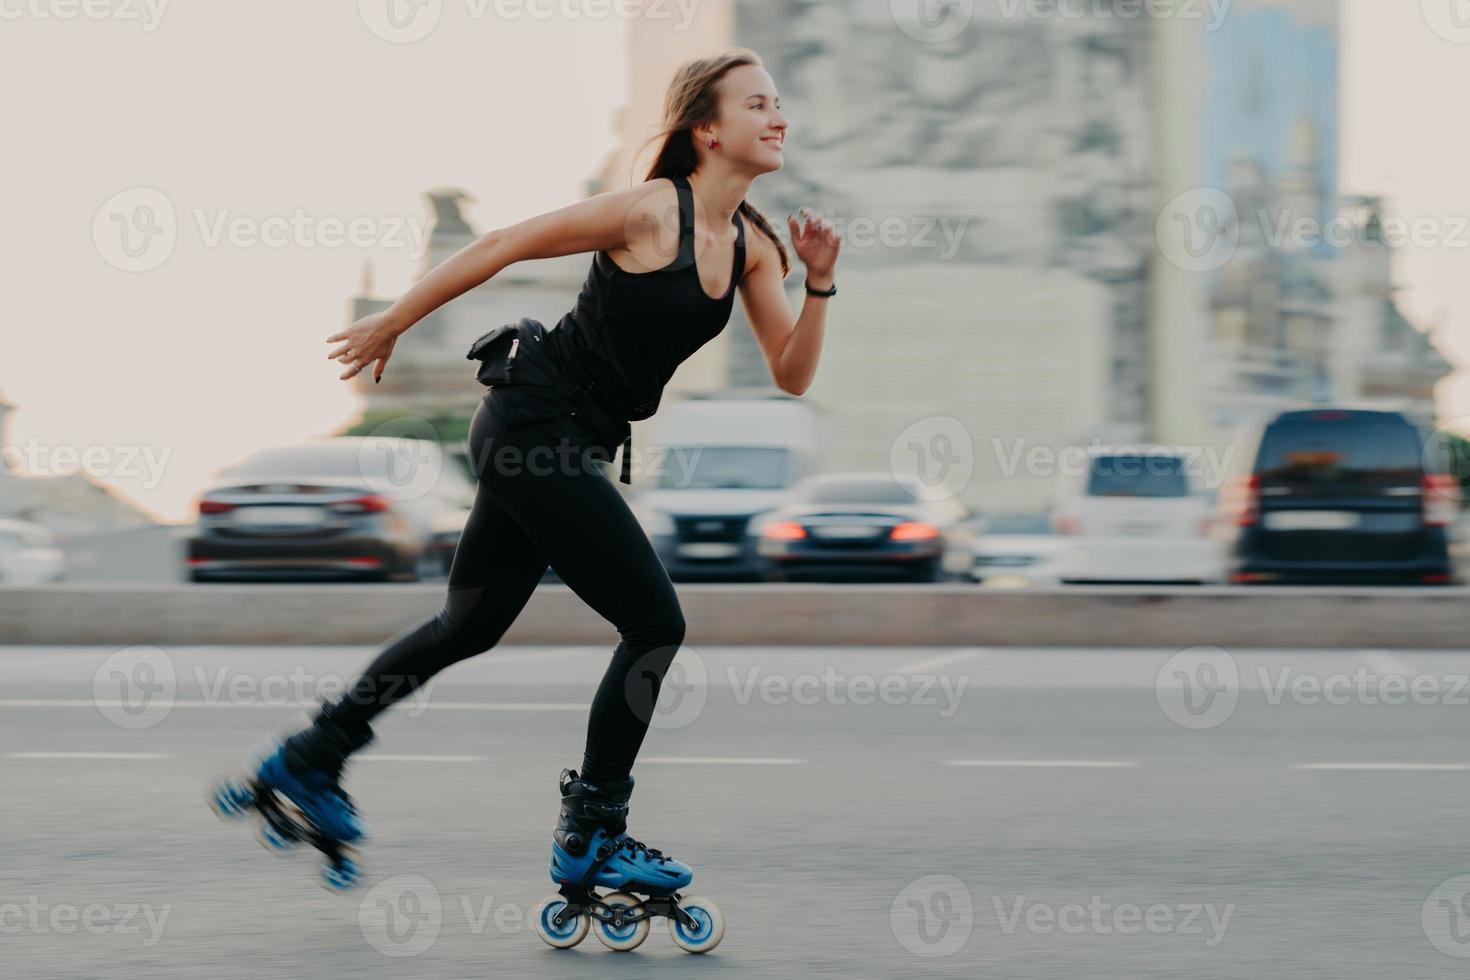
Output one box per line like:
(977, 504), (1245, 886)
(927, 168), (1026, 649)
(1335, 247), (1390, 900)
(1221, 408), (1459, 585)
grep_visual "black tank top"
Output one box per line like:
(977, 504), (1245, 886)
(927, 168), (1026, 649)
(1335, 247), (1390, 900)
(542, 173), (746, 484)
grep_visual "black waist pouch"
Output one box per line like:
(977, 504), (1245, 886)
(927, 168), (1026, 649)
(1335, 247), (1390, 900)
(467, 317), (634, 484)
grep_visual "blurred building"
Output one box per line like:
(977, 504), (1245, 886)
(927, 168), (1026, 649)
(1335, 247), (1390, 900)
(1152, 0), (1450, 449)
(0, 391), (154, 538)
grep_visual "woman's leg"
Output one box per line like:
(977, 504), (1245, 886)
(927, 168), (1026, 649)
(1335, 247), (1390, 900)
(475, 413), (687, 785)
(295, 399), (553, 749)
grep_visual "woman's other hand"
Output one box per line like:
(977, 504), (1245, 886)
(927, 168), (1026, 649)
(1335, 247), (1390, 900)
(326, 311), (402, 383)
(788, 206), (841, 285)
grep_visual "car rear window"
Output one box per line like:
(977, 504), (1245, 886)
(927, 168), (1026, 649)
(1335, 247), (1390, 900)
(1256, 415), (1422, 486)
(1085, 455), (1190, 498)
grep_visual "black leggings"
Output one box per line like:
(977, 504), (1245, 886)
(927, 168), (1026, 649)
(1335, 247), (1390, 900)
(326, 386), (686, 782)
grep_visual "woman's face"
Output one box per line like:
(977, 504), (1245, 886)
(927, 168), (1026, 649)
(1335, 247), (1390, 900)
(711, 64), (788, 174)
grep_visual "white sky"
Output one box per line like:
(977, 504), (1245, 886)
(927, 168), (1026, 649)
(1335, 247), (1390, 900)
(0, 0), (1464, 522)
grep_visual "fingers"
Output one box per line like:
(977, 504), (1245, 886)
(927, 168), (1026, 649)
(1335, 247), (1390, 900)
(327, 343), (352, 360)
(790, 207), (839, 245)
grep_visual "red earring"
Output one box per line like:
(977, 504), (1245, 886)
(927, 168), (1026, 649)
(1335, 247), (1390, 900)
(708, 136), (719, 149)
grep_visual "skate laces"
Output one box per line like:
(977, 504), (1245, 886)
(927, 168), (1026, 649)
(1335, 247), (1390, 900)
(616, 834), (671, 865)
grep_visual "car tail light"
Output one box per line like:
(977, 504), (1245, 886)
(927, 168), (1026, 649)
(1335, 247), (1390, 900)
(890, 521), (939, 541)
(762, 521), (807, 541)
(1052, 514), (1080, 535)
(1422, 473), (1460, 527)
(331, 494), (392, 515)
(198, 497), (235, 515)
(1221, 474), (1261, 526)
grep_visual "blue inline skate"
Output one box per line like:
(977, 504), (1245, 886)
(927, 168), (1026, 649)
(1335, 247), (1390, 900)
(208, 707), (373, 892)
(531, 768), (724, 953)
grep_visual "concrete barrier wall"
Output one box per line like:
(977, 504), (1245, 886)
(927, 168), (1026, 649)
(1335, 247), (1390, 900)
(1, 585), (1466, 648)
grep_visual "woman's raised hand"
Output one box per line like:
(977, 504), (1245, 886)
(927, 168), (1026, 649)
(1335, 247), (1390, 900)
(788, 206), (842, 283)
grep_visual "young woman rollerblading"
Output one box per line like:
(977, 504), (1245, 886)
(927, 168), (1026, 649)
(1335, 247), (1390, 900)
(210, 49), (840, 940)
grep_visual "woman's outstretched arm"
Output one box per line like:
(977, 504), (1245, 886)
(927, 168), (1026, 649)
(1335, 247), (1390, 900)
(325, 185), (654, 382)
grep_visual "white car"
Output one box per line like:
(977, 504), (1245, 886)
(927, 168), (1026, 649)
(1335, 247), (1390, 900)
(0, 519), (66, 585)
(1052, 447), (1225, 585)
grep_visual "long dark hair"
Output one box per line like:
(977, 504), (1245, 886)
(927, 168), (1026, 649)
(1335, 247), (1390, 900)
(632, 48), (791, 279)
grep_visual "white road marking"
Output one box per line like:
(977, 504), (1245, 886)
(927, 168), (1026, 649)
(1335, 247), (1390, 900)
(637, 757), (807, 765)
(891, 649), (984, 675)
(945, 759), (1138, 769)
(1294, 762), (1470, 771)
(6, 758), (169, 764)
(0, 700), (586, 711)
(356, 754), (486, 763)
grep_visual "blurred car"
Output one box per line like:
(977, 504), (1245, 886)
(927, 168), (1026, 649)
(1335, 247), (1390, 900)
(187, 436), (475, 583)
(1053, 446), (1225, 585)
(0, 518), (66, 585)
(749, 471), (977, 583)
(1219, 408), (1457, 585)
(970, 512), (1067, 586)
(636, 391), (822, 582)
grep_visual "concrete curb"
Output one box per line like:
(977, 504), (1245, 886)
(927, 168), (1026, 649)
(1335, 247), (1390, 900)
(1, 584), (1466, 648)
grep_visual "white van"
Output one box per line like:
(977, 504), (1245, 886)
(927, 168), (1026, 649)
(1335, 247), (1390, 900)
(634, 389), (823, 581)
(1052, 445), (1225, 585)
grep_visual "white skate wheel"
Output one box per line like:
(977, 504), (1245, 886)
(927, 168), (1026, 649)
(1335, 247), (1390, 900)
(532, 890), (590, 949)
(592, 891), (650, 951)
(668, 895), (724, 953)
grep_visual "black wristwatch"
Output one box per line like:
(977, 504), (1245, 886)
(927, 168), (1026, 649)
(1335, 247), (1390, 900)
(804, 278), (837, 297)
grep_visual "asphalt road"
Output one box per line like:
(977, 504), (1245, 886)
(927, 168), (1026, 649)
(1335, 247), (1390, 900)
(6, 643), (1470, 978)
